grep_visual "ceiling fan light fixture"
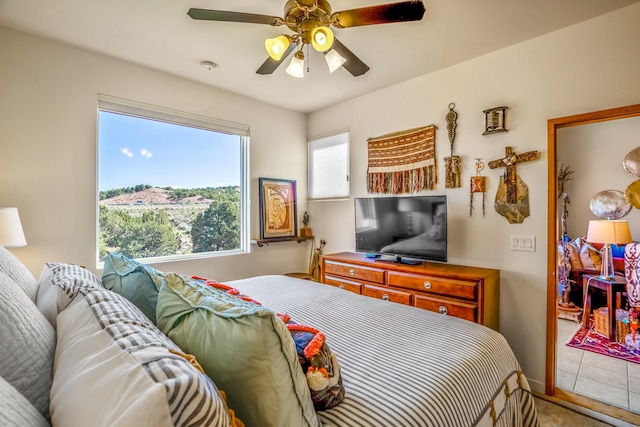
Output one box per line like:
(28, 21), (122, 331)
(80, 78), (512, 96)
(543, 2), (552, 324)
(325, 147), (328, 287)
(311, 26), (334, 52)
(285, 50), (305, 78)
(265, 35), (291, 61)
(324, 48), (346, 73)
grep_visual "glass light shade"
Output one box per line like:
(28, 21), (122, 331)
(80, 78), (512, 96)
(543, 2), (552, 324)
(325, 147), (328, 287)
(0, 207), (26, 247)
(586, 219), (632, 279)
(311, 26), (334, 52)
(265, 35), (290, 61)
(285, 51), (305, 78)
(324, 49), (346, 73)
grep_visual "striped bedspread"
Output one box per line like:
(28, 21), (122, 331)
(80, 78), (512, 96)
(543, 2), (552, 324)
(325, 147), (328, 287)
(227, 275), (539, 427)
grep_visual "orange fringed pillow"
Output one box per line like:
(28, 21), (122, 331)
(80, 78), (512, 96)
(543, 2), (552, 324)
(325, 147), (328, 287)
(191, 275), (262, 305)
(279, 315), (345, 411)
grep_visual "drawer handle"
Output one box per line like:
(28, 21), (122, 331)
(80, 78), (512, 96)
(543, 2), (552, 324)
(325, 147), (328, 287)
(439, 305), (448, 315)
(424, 281), (432, 290)
(339, 285), (345, 289)
(349, 268), (355, 276)
(382, 294), (390, 301)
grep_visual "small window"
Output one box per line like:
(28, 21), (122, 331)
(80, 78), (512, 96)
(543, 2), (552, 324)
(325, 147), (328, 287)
(308, 130), (350, 199)
(97, 95), (249, 266)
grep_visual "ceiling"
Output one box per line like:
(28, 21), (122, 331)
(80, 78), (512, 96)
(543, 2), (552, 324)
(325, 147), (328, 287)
(1, 0), (638, 113)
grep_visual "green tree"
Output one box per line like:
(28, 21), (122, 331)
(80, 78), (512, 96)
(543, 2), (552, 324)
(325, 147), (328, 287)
(191, 200), (240, 252)
(99, 206), (177, 260)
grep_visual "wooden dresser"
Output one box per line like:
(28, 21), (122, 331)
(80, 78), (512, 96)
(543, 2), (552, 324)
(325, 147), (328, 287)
(320, 252), (500, 331)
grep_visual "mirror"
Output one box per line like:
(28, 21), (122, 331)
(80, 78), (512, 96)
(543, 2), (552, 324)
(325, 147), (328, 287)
(547, 103), (640, 424)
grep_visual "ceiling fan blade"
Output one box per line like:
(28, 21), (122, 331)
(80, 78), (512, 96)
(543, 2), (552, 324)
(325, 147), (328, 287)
(331, 38), (370, 76)
(187, 8), (282, 26)
(256, 42), (299, 75)
(331, 1), (426, 28)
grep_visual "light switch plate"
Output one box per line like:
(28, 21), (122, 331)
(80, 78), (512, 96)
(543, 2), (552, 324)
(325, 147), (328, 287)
(510, 235), (536, 252)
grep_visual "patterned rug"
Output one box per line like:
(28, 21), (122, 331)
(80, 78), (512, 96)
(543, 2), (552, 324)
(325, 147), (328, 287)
(566, 320), (640, 364)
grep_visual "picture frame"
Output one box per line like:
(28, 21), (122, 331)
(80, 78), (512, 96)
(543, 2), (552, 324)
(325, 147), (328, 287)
(258, 177), (297, 239)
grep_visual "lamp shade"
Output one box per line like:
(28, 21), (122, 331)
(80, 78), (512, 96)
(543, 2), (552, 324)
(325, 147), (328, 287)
(311, 26), (334, 52)
(265, 35), (290, 61)
(586, 220), (633, 245)
(285, 51), (305, 78)
(324, 49), (346, 73)
(0, 208), (26, 247)
(398, 198), (420, 212)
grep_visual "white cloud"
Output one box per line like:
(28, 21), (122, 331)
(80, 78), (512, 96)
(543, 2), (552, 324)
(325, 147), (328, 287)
(140, 149), (153, 159)
(121, 148), (133, 158)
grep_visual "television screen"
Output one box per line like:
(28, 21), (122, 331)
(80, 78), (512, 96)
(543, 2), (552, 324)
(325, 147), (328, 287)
(355, 195), (447, 263)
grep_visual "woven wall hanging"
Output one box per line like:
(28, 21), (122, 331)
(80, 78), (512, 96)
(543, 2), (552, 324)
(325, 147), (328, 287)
(367, 125), (437, 194)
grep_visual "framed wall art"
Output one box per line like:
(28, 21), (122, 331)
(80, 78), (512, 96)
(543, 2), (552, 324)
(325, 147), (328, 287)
(258, 177), (297, 239)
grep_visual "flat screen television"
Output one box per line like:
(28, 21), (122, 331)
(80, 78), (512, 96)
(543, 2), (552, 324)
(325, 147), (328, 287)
(355, 195), (447, 264)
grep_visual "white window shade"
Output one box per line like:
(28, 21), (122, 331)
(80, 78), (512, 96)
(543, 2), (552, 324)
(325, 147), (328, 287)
(308, 131), (349, 199)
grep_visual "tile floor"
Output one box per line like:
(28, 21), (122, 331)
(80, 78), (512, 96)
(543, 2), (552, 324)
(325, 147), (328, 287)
(556, 318), (640, 413)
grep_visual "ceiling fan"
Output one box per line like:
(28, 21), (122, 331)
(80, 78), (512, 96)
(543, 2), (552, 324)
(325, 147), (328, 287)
(187, 0), (426, 78)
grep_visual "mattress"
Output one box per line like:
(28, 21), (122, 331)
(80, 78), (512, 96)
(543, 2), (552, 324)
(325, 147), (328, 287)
(227, 275), (539, 427)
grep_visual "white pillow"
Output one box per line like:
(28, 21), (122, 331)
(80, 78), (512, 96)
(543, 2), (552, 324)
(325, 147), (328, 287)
(0, 376), (50, 427)
(36, 263), (102, 328)
(51, 287), (233, 427)
(0, 271), (55, 421)
(0, 245), (38, 302)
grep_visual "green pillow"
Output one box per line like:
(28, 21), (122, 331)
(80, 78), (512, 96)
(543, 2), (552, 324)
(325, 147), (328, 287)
(156, 273), (321, 427)
(101, 252), (165, 324)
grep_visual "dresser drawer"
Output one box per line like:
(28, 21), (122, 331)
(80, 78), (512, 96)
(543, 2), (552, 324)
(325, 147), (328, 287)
(364, 285), (412, 305)
(324, 275), (363, 294)
(414, 294), (478, 322)
(324, 261), (385, 284)
(388, 271), (478, 301)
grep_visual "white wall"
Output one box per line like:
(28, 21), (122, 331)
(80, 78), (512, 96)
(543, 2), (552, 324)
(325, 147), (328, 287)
(307, 4), (640, 392)
(0, 25), (312, 281)
(558, 117), (640, 240)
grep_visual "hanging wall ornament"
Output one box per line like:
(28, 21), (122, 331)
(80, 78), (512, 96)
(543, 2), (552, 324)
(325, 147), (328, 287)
(444, 103), (462, 188)
(488, 146), (538, 224)
(470, 158), (487, 217)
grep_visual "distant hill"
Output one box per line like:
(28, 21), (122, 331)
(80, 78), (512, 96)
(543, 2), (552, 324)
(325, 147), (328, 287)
(100, 187), (212, 205)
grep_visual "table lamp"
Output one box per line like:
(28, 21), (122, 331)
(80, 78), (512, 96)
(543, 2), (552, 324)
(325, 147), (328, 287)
(0, 207), (27, 247)
(398, 198), (420, 235)
(586, 219), (632, 280)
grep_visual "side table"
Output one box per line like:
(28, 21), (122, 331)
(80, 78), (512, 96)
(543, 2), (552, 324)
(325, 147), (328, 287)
(582, 274), (627, 342)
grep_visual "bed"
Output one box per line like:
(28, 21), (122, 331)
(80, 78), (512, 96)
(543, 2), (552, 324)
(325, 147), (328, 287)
(226, 275), (539, 427)
(0, 242), (538, 427)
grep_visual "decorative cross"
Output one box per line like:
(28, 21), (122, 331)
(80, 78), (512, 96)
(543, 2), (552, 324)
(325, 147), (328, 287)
(488, 146), (537, 203)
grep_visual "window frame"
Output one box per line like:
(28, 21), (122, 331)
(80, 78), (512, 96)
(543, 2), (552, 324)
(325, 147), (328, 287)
(307, 129), (350, 200)
(96, 94), (250, 267)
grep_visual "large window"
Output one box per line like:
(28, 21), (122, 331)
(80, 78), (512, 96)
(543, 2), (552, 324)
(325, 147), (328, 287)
(308, 130), (350, 199)
(97, 95), (249, 265)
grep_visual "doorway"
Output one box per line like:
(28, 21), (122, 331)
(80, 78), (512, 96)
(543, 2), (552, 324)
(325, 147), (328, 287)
(546, 103), (640, 424)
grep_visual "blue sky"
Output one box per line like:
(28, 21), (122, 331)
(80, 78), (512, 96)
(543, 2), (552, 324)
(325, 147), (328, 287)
(98, 111), (241, 191)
